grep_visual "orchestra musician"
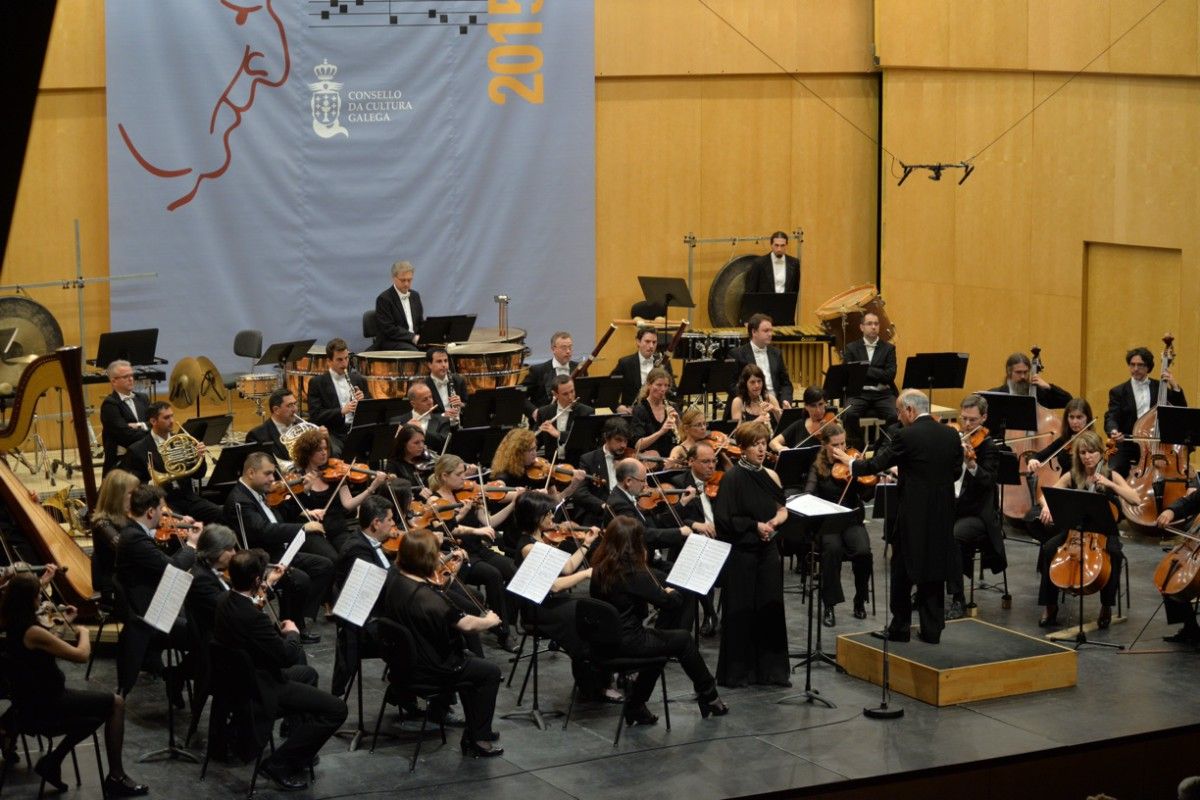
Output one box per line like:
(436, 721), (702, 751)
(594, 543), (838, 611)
(536, 375), (594, 461)
(1155, 491), (1200, 645)
(223, 451), (335, 643)
(606, 458), (697, 554)
(669, 406), (729, 469)
(246, 388), (307, 462)
(389, 424), (433, 500)
(986, 352), (1073, 440)
(373, 260), (424, 351)
(1104, 346), (1186, 477)
(384, 529), (504, 759)
(728, 314), (793, 409)
(613, 327), (673, 413)
(841, 311), (898, 449)
(1026, 397), (1095, 477)
(631, 367), (679, 457)
(1, 572), (149, 797)
(803, 424), (873, 626)
(713, 421), (791, 686)
(522, 330), (577, 417)
(830, 389), (962, 644)
(668, 441), (721, 635)
(944, 394), (1006, 621)
(213, 549), (348, 790)
(90, 469), (140, 607)
(575, 417), (634, 525)
(729, 364), (782, 427)
(100, 359), (151, 475)
(398, 382), (459, 454)
(121, 401), (223, 522)
(488, 428), (588, 549)
(743, 231), (800, 296)
(290, 427), (389, 553)
(1034, 431), (1139, 629)
(306, 338), (370, 456)
(186, 524), (243, 645)
(771, 386), (833, 453)
(422, 347), (467, 415)
(589, 516), (729, 724)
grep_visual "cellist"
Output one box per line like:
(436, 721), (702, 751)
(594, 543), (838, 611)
(1034, 432), (1140, 629)
(1103, 346), (1186, 477)
(1155, 491), (1200, 646)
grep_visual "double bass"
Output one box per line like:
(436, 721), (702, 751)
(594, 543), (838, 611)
(1121, 334), (1190, 528)
(1003, 346), (1062, 522)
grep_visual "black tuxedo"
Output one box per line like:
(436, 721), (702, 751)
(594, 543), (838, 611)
(606, 487), (683, 551)
(421, 374), (468, 414)
(521, 359), (578, 413)
(307, 370), (371, 439)
(122, 434), (222, 522)
(843, 338), (898, 395)
(573, 446), (616, 525)
(245, 419), (290, 461)
(100, 390), (150, 474)
(669, 470), (712, 528)
(744, 253), (800, 295)
(851, 414), (962, 641)
(373, 286), (424, 350)
(335, 530), (392, 594)
(534, 401), (594, 460)
(842, 338), (899, 445)
(611, 353), (673, 407)
(395, 411), (455, 453)
(186, 564), (229, 645)
(1104, 378), (1186, 476)
(728, 344), (793, 404)
(114, 522), (197, 618)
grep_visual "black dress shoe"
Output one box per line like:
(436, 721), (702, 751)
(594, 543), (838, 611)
(624, 704), (659, 727)
(1038, 606), (1059, 628)
(700, 612), (719, 638)
(916, 631), (940, 645)
(698, 696), (729, 718)
(299, 631), (321, 644)
(103, 775), (150, 798)
(460, 739), (505, 758)
(35, 756), (68, 793)
(822, 607), (836, 627)
(853, 600), (867, 620)
(493, 630), (516, 653)
(870, 629), (911, 643)
(259, 760), (308, 791)
(945, 599), (965, 621)
(1097, 605), (1112, 630)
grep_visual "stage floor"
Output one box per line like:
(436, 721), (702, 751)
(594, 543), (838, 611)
(4, 516), (1199, 799)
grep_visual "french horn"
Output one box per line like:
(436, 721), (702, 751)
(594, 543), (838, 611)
(149, 424), (204, 485)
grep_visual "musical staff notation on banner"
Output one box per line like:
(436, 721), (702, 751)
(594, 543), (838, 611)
(308, 0), (488, 32)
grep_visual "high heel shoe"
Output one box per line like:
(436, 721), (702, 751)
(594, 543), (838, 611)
(460, 739), (505, 758)
(698, 697), (729, 719)
(623, 704), (659, 727)
(1038, 605), (1058, 628)
(34, 756), (68, 793)
(700, 612), (719, 638)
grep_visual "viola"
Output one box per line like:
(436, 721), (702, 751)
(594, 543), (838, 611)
(830, 449), (878, 487)
(410, 498), (464, 528)
(526, 456), (581, 485)
(702, 431), (741, 459)
(635, 487), (689, 511)
(154, 507), (198, 543)
(265, 472), (306, 507)
(704, 470), (723, 498)
(321, 458), (372, 484)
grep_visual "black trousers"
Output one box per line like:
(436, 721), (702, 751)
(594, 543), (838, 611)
(620, 627), (716, 707)
(818, 524), (872, 608)
(947, 516), (989, 599)
(1037, 532), (1123, 607)
(268, 664), (348, 770)
(19, 688), (112, 769)
(843, 391), (898, 448)
(889, 540), (944, 641)
(288, 552), (335, 624)
(461, 549), (517, 631)
(451, 656), (501, 744)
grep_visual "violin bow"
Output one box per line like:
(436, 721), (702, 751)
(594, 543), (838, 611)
(792, 405), (852, 449)
(1031, 417), (1100, 472)
(644, 467), (689, 530)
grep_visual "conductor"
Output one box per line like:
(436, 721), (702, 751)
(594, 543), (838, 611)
(830, 389), (961, 644)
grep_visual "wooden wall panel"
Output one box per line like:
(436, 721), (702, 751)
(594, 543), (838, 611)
(948, 0), (1029, 71)
(39, 0), (105, 90)
(1027, 0), (1111, 73)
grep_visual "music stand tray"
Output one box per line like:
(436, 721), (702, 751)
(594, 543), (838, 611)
(823, 362), (869, 404)
(573, 376), (623, 410)
(1156, 406), (1200, 448)
(257, 339), (317, 369)
(565, 414), (611, 456)
(676, 359), (717, 397)
(638, 277), (696, 313)
(206, 442), (269, 486)
(94, 328), (159, 368)
(354, 398), (410, 426)
(776, 445), (820, 490)
(739, 292), (797, 327)
(182, 415), (233, 446)
(422, 315), (477, 345)
(901, 352), (968, 392)
(978, 392), (1038, 433)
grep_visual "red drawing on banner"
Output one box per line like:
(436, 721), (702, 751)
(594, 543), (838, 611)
(118, 0), (290, 211)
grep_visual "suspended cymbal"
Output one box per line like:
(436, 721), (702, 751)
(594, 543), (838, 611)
(0, 295), (65, 394)
(195, 356), (227, 403)
(168, 356), (203, 408)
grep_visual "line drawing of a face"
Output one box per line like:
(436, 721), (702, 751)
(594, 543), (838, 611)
(117, 0), (290, 211)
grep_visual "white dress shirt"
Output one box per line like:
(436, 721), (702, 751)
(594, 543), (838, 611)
(862, 338), (884, 391)
(772, 255), (787, 293)
(331, 369), (355, 425)
(432, 376), (451, 409)
(240, 478), (279, 524)
(552, 359), (571, 377)
(1131, 377), (1151, 418)
(751, 344), (775, 394)
(395, 287), (414, 331)
(639, 356), (655, 387)
(692, 473), (714, 524)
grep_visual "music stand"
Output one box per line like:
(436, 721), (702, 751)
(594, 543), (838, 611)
(256, 339), (318, 369)
(421, 314), (477, 345)
(1157, 406), (1200, 449)
(1041, 487), (1124, 651)
(342, 423), (393, 466)
(205, 442), (269, 487)
(446, 426), (507, 468)
(459, 388), (525, 428)
(901, 352), (968, 403)
(978, 391), (1037, 435)
(565, 414), (611, 458)
(775, 407), (807, 434)
(182, 414), (233, 446)
(776, 445), (819, 492)
(354, 397), (410, 426)
(823, 362), (869, 408)
(94, 328), (160, 368)
(638, 276), (695, 347)
(572, 376), (623, 410)
(739, 292), (797, 327)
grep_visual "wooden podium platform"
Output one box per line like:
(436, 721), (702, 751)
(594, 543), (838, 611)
(837, 618), (1077, 706)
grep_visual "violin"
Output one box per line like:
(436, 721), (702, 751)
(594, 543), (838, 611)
(431, 550), (465, 587)
(702, 430), (741, 459)
(265, 472), (307, 507)
(704, 470), (723, 498)
(543, 523), (596, 545)
(154, 507), (199, 543)
(321, 458), (373, 484)
(410, 498), (465, 528)
(525, 456), (580, 485)
(830, 449), (878, 487)
(950, 422), (989, 462)
(635, 487), (689, 511)
(455, 481), (525, 504)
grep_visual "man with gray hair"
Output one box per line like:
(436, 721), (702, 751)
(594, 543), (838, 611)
(99, 359), (151, 474)
(831, 388), (962, 644)
(373, 260), (424, 350)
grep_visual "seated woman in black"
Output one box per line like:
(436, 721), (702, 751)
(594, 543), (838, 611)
(384, 529), (505, 758)
(290, 427), (389, 554)
(803, 423), (873, 626)
(489, 428), (587, 552)
(89, 468), (139, 606)
(0, 572), (148, 796)
(390, 424), (433, 505)
(589, 516), (728, 725)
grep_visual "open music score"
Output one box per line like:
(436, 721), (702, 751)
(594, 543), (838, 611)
(309, 0), (488, 32)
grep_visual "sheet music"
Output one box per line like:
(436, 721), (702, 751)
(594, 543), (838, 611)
(279, 529), (306, 569)
(143, 565), (194, 635)
(505, 542), (571, 604)
(332, 559), (389, 628)
(666, 535), (730, 595)
(786, 492), (855, 518)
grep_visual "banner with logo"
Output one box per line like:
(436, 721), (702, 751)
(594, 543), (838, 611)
(105, 1), (594, 376)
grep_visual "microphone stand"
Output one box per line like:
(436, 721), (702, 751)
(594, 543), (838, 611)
(864, 476), (902, 720)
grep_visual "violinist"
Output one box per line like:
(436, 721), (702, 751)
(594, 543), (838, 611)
(399, 382), (459, 453)
(535, 375), (594, 461)
(1155, 491), (1200, 645)
(1104, 346), (1186, 477)
(428, 454), (521, 651)
(421, 347), (467, 415)
(390, 424), (433, 500)
(841, 311), (898, 449)
(90, 468), (139, 606)
(1, 572), (149, 797)
(213, 549), (348, 790)
(606, 458), (697, 553)
(613, 326), (673, 413)
(306, 337), (370, 456)
(186, 524), (244, 645)
(945, 394), (1006, 621)
(383, 529), (504, 759)
(1026, 397), (1094, 477)
(590, 516), (729, 724)
(121, 401), (223, 523)
(730, 364), (783, 427)
(802, 423), (873, 626)
(728, 314), (793, 409)
(631, 367), (680, 458)
(712, 421), (791, 686)
(291, 427), (389, 553)
(670, 406), (732, 469)
(522, 330), (577, 417)
(771, 386), (832, 453)
(1034, 431), (1139, 628)
(246, 388), (310, 462)
(488, 428), (587, 549)
(575, 417), (634, 525)
(668, 442), (722, 635)
(224, 452), (335, 644)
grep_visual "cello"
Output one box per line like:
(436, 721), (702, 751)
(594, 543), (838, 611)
(1049, 497), (1118, 596)
(1121, 334), (1190, 529)
(1153, 521), (1200, 602)
(1003, 346), (1062, 522)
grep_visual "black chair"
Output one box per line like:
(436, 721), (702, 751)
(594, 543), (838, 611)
(962, 490), (1011, 615)
(200, 642), (273, 799)
(563, 598), (671, 747)
(84, 597), (115, 681)
(370, 618), (467, 772)
(362, 311), (378, 341)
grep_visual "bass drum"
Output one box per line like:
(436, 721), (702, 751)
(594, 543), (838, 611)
(707, 255), (758, 329)
(814, 285), (896, 356)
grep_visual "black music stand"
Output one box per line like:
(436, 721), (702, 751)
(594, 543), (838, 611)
(638, 276), (694, 350)
(676, 359), (739, 418)
(978, 391), (1037, 434)
(775, 407), (807, 434)
(182, 414), (233, 446)
(354, 397), (410, 425)
(1041, 487), (1124, 651)
(421, 314), (476, 345)
(205, 442), (269, 487)
(256, 339), (318, 369)
(459, 388), (524, 428)
(572, 376), (623, 410)
(446, 426), (506, 467)
(342, 423), (393, 466)
(776, 445), (820, 492)
(823, 362), (869, 409)
(94, 328), (160, 368)
(1157, 405), (1200, 450)
(739, 292), (797, 327)
(564, 414), (611, 458)
(901, 352), (968, 403)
